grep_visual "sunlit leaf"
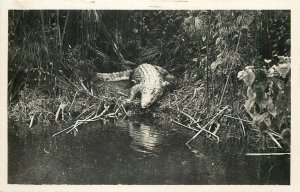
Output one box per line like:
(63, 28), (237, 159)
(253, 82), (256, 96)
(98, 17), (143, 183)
(252, 112), (269, 124)
(237, 66), (255, 87)
(244, 87), (256, 113)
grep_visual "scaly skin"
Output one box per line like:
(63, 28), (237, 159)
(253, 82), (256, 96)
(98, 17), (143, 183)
(97, 63), (174, 108)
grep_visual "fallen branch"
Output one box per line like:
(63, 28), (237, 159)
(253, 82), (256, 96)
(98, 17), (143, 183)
(183, 88), (198, 110)
(238, 115), (246, 136)
(178, 110), (218, 136)
(29, 113), (35, 128)
(66, 105), (110, 134)
(219, 74), (230, 106)
(223, 115), (252, 123)
(76, 104), (96, 119)
(186, 106), (229, 144)
(246, 153), (290, 156)
(170, 119), (200, 132)
(68, 91), (78, 111)
(52, 112), (95, 137)
(266, 131), (282, 149)
(55, 103), (68, 122)
(105, 106), (121, 118)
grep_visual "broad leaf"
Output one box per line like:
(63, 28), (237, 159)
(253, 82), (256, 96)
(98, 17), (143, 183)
(244, 87), (256, 113)
(251, 112), (269, 124)
(237, 66), (255, 87)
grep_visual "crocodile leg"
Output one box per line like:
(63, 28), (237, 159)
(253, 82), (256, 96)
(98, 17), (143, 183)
(126, 84), (142, 102)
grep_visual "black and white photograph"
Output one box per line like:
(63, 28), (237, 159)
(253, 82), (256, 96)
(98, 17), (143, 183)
(2, 0), (300, 191)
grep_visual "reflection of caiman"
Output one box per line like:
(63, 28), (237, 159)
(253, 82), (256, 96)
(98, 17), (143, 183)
(127, 121), (163, 154)
(97, 64), (174, 108)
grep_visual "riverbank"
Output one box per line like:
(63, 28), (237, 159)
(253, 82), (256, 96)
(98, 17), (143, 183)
(8, 66), (291, 152)
(8, 75), (244, 142)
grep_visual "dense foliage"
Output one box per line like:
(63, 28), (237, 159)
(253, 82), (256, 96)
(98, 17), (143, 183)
(8, 10), (290, 150)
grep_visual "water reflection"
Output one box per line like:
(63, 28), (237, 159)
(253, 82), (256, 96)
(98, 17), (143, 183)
(127, 121), (162, 155)
(8, 120), (290, 184)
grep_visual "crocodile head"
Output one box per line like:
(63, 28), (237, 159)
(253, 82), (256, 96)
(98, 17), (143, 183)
(141, 86), (164, 108)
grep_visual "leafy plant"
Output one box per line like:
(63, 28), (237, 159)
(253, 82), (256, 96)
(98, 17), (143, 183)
(237, 55), (291, 149)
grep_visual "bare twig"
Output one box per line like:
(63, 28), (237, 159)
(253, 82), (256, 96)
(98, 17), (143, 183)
(61, 10), (70, 45)
(68, 91), (78, 111)
(52, 112), (95, 137)
(186, 106), (229, 144)
(238, 115), (246, 136)
(55, 104), (62, 122)
(246, 153), (290, 156)
(183, 88), (198, 110)
(55, 103), (68, 122)
(170, 119), (200, 132)
(171, 108), (220, 141)
(76, 104), (96, 118)
(105, 107), (121, 118)
(219, 74), (230, 106)
(52, 124), (74, 137)
(186, 123), (220, 144)
(29, 114), (35, 128)
(268, 129), (282, 138)
(223, 115), (252, 123)
(66, 106), (110, 134)
(266, 131), (282, 148)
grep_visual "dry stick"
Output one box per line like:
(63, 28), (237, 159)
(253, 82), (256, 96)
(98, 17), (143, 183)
(55, 104), (62, 122)
(246, 153), (290, 156)
(56, 10), (62, 51)
(170, 119), (200, 132)
(183, 88), (198, 111)
(238, 115), (246, 136)
(52, 124), (74, 137)
(76, 104), (96, 119)
(223, 115), (252, 123)
(266, 131), (282, 148)
(268, 129), (282, 138)
(93, 106), (110, 119)
(68, 91), (78, 112)
(79, 79), (89, 93)
(172, 110), (219, 142)
(65, 112), (95, 133)
(121, 104), (128, 116)
(66, 112), (96, 134)
(269, 132), (282, 138)
(219, 75), (230, 106)
(77, 106), (109, 122)
(66, 106), (110, 134)
(179, 110), (219, 140)
(29, 114), (35, 128)
(78, 79), (102, 100)
(186, 122), (219, 145)
(105, 107), (121, 118)
(52, 112), (95, 137)
(190, 115), (214, 126)
(66, 121), (81, 134)
(61, 10), (69, 45)
(186, 106), (229, 145)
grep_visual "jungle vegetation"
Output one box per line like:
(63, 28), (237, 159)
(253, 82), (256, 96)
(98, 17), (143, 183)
(8, 10), (291, 151)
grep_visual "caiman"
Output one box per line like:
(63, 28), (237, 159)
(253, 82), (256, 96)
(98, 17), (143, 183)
(97, 64), (174, 108)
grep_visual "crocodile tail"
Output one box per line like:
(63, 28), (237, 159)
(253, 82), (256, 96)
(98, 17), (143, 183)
(96, 70), (133, 81)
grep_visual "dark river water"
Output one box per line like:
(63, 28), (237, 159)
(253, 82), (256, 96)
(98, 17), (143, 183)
(8, 119), (290, 185)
